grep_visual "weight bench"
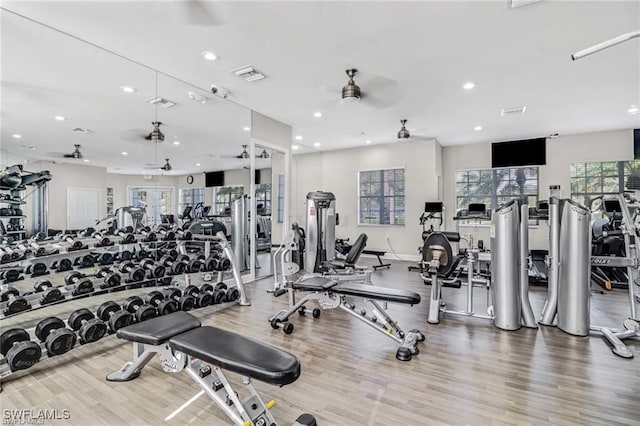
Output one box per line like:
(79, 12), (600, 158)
(362, 249), (391, 270)
(107, 312), (315, 426)
(269, 276), (424, 361)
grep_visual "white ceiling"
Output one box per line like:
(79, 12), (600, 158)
(1, 1), (639, 174)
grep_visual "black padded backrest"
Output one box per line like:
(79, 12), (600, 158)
(422, 232), (457, 276)
(345, 233), (368, 264)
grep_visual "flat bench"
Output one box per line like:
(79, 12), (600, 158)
(271, 277), (424, 361)
(363, 249), (391, 270)
(108, 312), (314, 425)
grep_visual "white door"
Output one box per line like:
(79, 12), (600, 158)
(67, 188), (100, 229)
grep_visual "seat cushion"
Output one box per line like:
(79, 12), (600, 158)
(169, 327), (300, 386)
(116, 311), (201, 345)
(333, 283), (421, 305)
(292, 276), (338, 291)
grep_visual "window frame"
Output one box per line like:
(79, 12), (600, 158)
(570, 160), (640, 206)
(178, 187), (205, 216)
(357, 167), (406, 226)
(212, 185), (244, 215)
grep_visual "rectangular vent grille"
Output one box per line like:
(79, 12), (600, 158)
(508, 0), (541, 8)
(146, 97), (177, 109)
(231, 65), (265, 82)
(501, 106), (527, 116)
(72, 127), (94, 134)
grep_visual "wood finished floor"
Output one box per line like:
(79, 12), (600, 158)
(1, 258), (639, 426)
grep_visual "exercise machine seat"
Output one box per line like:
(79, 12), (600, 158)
(322, 233), (368, 269)
(333, 283), (421, 305)
(116, 311), (201, 345)
(293, 276), (338, 291)
(169, 326), (301, 386)
(422, 232), (459, 278)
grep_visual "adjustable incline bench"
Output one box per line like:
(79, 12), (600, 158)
(107, 312), (316, 426)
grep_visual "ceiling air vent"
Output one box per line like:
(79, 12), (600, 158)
(501, 106), (527, 116)
(72, 127), (94, 134)
(146, 97), (177, 109)
(508, 0), (541, 8)
(231, 65), (265, 82)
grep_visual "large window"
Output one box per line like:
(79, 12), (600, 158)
(455, 167), (538, 211)
(570, 160), (640, 206)
(255, 183), (272, 215)
(128, 186), (174, 226)
(212, 185), (244, 215)
(178, 187), (204, 216)
(358, 168), (405, 225)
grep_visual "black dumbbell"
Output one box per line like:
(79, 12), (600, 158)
(0, 287), (30, 314)
(79, 227), (96, 237)
(176, 229), (193, 241)
(157, 228), (176, 241)
(51, 258), (73, 272)
(61, 235), (85, 251)
(123, 296), (157, 322)
(225, 286), (241, 303)
(144, 290), (178, 315)
(94, 267), (122, 289)
(25, 262), (49, 277)
(90, 232), (113, 247)
(139, 259), (166, 278)
(96, 301), (133, 333)
(162, 287), (196, 311)
(3, 246), (26, 260)
(134, 249), (149, 262)
(0, 268), (23, 283)
(114, 229), (137, 244)
(92, 252), (114, 266)
(183, 285), (213, 308)
(0, 328), (41, 372)
(200, 283), (227, 305)
(159, 255), (188, 275)
(115, 250), (133, 262)
(67, 308), (107, 344)
(33, 280), (64, 305)
(140, 227), (157, 242)
(34, 317), (77, 356)
(211, 254), (231, 271)
(117, 261), (146, 282)
(64, 272), (95, 296)
(74, 254), (96, 269)
(187, 255), (216, 273)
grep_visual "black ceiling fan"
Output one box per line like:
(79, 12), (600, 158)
(64, 144), (83, 159)
(145, 121), (165, 142)
(144, 158), (172, 171)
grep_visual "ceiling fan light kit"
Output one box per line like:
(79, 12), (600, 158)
(145, 121), (165, 142)
(341, 68), (361, 102)
(397, 119), (410, 139)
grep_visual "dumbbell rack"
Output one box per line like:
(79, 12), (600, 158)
(0, 185), (26, 242)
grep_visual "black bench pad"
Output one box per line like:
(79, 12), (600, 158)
(333, 283), (421, 305)
(293, 276), (338, 292)
(116, 311), (201, 345)
(169, 326), (300, 386)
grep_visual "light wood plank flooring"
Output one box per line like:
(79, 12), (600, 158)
(1, 258), (639, 425)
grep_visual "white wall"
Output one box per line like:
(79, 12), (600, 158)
(292, 138), (441, 256)
(442, 128), (634, 249)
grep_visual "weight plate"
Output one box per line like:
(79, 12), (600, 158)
(45, 328), (76, 356)
(65, 271), (83, 285)
(1, 287), (19, 301)
(98, 252), (114, 265)
(78, 319), (107, 344)
(34, 280), (52, 292)
(136, 305), (157, 322)
(122, 234), (136, 244)
(120, 250), (132, 261)
(73, 279), (94, 296)
(108, 311), (133, 332)
(183, 285), (199, 297)
(7, 341), (41, 372)
(118, 261), (134, 273)
(167, 249), (178, 259)
(215, 282), (228, 291)
(177, 254), (190, 263)
(68, 308), (94, 331)
(205, 258), (216, 271)
(104, 273), (121, 288)
(173, 262), (186, 274)
(41, 288), (63, 305)
(157, 299), (178, 315)
(198, 293), (212, 307)
(136, 249), (148, 260)
(56, 258), (73, 272)
(145, 291), (164, 306)
(226, 287), (240, 302)
(31, 262), (48, 276)
(1, 328), (30, 356)
(123, 296), (143, 312)
(7, 296), (29, 314)
(153, 265), (166, 278)
(35, 317), (65, 341)
(200, 283), (213, 293)
(212, 290), (226, 305)
(3, 269), (20, 282)
(179, 295), (195, 311)
(131, 267), (145, 282)
(96, 301), (120, 321)
(181, 231), (192, 240)
(187, 259), (201, 273)
(218, 258), (231, 271)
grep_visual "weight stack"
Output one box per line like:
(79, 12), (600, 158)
(557, 199), (591, 336)
(491, 199), (522, 331)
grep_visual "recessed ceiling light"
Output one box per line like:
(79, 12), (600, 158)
(365, 140), (372, 144)
(474, 126), (483, 131)
(243, 126), (251, 132)
(201, 51), (218, 61)
(196, 163), (201, 166)
(121, 86), (136, 93)
(313, 142), (321, 147)
(292, 145), (299, 150)
(121, 151), (128, 156)
(295, 135), (303, 141)
(83, 159), (90, 163)
(55, 116), (66, 121)
(628, 105), (639, 115)
(12, 134), (22, 139)
(463, 82), (475, 90)
(173, 141), (180, 145)
(313, 112), (323, 118)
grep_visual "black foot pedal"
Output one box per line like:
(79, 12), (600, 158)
(294, 413), (317, 426)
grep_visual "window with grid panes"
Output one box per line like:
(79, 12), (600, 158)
(570, 160), (640, 206)
(178, 187), (204, 216)
(455, 167), (539, 211)
(212, 186), (244, 215)
(358, 168), (405, 225)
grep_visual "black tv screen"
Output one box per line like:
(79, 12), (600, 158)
(491, 137), (546, 168)
(205, 171), (224, 187)
(255, 169), (261, 185)
(634, 129), (640, 159)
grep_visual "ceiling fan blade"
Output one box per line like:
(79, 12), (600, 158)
(184, 0), (225, 26)
(121, 129), (149, 142)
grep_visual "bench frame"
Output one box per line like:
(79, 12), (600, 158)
(108, 338), (279, 425)
(270, 285), (424, 361)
